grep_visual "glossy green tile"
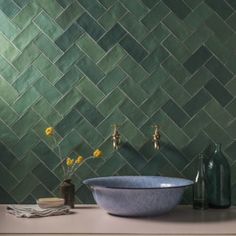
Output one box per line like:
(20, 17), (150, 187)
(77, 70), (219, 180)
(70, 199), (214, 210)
(0, 55), (18, 83)
(98, 44), (125, 73)
(12, 43), (40, 72)
(0, 98), (18, 125)
(0, 79), (18, 104)
(33, 11), (63, 40)
(34, 34), (63, 62)
(55, 23), (84, 51)
(0, 33), (20, 62)
(163, 0), (191, 19)
(120, 12), (148, 42)
(13, 65), (43, 93)
(98, 67), (126, 94)
(13, 23), (39, 51)
(77, 55), (105, 83)
(0, 0), (20, 18)
(56, 1), (84, 29)
(141, 1), (170, 30)
(77, 34), (105, 62)
(77, 77), (104, 105)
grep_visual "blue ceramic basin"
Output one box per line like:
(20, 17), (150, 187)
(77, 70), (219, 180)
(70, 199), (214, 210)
(83, 176), (193, 217)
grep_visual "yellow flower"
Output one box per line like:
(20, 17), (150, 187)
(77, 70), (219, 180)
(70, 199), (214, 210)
(75, 156), (84, 164)
(93, 149), (103, 158)
(45, 127), (54, 136)
(66, 157), (74, 166)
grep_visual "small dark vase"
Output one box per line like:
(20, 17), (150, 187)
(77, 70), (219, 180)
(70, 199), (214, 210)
(60, 179), (75, 208)
(206, 143), (231, 208)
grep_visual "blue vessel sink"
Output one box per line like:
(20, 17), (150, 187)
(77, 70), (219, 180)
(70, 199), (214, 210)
(83, 176), (193, 217)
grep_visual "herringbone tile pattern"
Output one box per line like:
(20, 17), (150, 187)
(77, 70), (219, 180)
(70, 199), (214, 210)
(0, 0), (236, 204)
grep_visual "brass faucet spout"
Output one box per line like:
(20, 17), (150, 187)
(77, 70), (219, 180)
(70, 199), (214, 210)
(112, 124), (121, 150)
(152, 125), (160, 150)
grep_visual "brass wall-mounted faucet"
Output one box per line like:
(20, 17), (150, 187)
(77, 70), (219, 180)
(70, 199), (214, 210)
(112, 124), (121, 150)
(152, 125), (160, 150)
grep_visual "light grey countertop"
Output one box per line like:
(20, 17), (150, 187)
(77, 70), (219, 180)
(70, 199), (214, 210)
(0, 204), (236, 235)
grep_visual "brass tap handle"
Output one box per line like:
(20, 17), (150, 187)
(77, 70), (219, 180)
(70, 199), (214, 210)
(152, 125), (160, 150)
(112, 124), (121, 150)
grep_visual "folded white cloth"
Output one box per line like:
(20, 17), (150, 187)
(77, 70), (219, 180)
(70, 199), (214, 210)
(7, 205), (71, 218)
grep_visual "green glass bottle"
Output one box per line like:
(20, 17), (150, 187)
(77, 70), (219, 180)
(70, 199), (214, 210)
(193, 154), (208, 209)
(206, 143), (231, 208)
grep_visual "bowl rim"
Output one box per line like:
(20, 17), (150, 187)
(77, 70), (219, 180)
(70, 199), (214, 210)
(83, 176), (193, 190)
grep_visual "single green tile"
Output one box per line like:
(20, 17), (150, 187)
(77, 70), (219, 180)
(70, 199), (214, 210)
(0, 98), (18, 125)
(0, 55), (19, 84)
(141, 1), (170, 30)
(56, 1), (84, 29)
(205, 99), (233, 128)
(163, 0), (191, 19)
(140, 66), (168, 93)
(12, 1), (40, 29)
(162, 12), (192, 41)
(32, 163), (60, 190)
(184, 24), (212, 53)
(206, 13), (233, 43)
(55, 88), (82, 115)
(10, 173), (38, 202)
(183, 110), (211, 138)
(119, 99), (148, 128)
(141, 88), (168, 116)
(97, 153), (125, 176)
(34, 34), (63, 62)
(141, 45), (169, 73)
(184, 67), (212, 94)
(97, 88), (125, 116)
(13, 23), (39, 51)
(34, 77), (62, 105)
(204, 121), (232, 147)
(120, 12), (148, 42)
(162, 99), (190, 127)
(78, 0), (105, 19)
(97, 109), (126, 137)
(0, 10), (20, 40)
(0, 79), (18, 104)
(33, 142), (60, 169)
(36, 0), (63, 18)
(98, 45), (125, 73)
(13, 65), (43, 93)
(163, 34), (190, 63)
(162, 56), (190, 85)
(205, 0), (233, 20)
(141, 23), (170, 52)
(33, 98), (55, 120)
(55, 45), (84, 73)
(119, 0), (148, 19)
(226, 99), (236, 117)
(76, 55), (105, 83)
(33, 11), (63, 40)
(0, 0), (20, 18)
(183, 89), (211, 116)
(77, 34), (105, 62)
(10, 152), (39, 180)
(12, 131), (39, 157)
(0, 33), (20, 62)
(55, 66), (83, 94)
(161, 76), (191, 106)
(76, 119), (103, 147)
(98, 11), (116, 30)
(12, 87), (40, 114)
(12, 109), (40, 138)
(98, 67), (126, 94)
(77, 77), (104, 105)
(119, 55), (149, 83)
(108, 1), (127, 19)
(55, 23), (84, 51)
(33, 54), (63, 84)
(12, 43), (41, 72)
(119, 78), (148, 106)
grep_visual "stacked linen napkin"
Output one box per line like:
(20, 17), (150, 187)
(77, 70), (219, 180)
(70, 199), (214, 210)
(7, 205), (71, 218)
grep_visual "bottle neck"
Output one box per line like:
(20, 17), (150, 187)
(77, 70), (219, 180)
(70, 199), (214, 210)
(214, 143), (222, 153)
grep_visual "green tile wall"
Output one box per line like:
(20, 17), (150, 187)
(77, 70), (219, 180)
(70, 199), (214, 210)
(0, 0), (236, 204)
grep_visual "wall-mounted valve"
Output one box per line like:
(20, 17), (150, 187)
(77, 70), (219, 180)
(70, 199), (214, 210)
(152, 125), (160, 150)
(112, 124), (121, 150)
